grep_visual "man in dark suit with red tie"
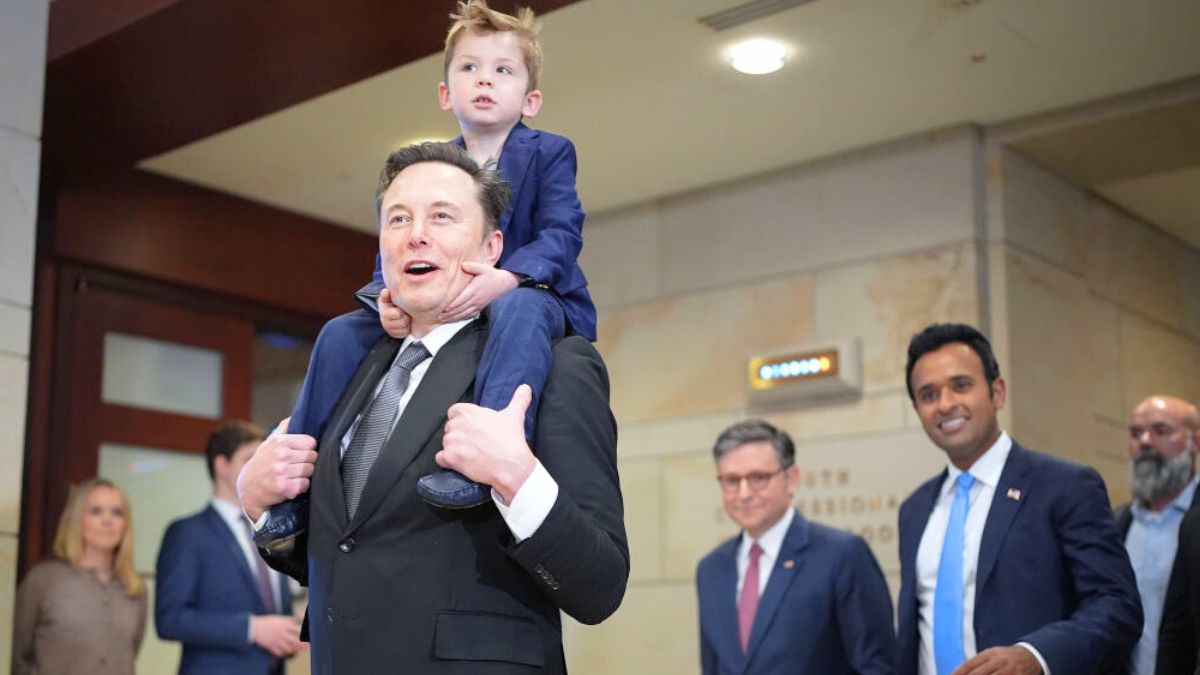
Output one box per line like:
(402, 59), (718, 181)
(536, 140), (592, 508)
(156, 421), (299, 675)
(696, 419), (895, 674)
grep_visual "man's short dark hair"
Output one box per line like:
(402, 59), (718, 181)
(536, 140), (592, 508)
(205, 420), (265, 481)
(712, 419), (795, 468)
(904, 322), (1001, 402)
(374, 142), (512, 233)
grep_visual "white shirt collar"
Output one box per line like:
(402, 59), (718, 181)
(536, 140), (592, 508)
(739, 506), (795, 562)
(210, 495), (250, 528)
(942, 431), (1012, 495)
(404, 317), (475, 358)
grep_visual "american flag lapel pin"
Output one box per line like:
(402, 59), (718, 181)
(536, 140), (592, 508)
(1006, 487), (1021, 501)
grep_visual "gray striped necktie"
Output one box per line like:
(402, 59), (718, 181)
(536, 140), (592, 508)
(341, 341), (430, 519)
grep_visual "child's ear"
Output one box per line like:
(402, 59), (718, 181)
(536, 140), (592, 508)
(438, 82), (453, 112)
(521, 89), (542, 119)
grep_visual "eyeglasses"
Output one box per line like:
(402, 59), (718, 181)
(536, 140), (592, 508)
(716, 467), (788, 491)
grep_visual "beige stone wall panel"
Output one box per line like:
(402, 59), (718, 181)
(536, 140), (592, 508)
(617, 410), (745, 460)
(814, 241), (980, 391)
(562, 582), (699, 675)
(764, 391), (908, 441)
(580, 204), (663, 310)
(1000, 151), (1090, 275)
(661, 454), (728, 582)
(1004, 247), (1111, 465)
(597, 275), (815, 422)
(1119, 312), (1200, 411)
(656, 130), (978, 296)
(618, 459), (663, 583)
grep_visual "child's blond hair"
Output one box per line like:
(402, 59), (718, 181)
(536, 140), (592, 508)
(443, 0), (543, 92)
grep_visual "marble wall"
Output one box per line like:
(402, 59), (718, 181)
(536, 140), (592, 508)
(565, 127), (985, 674)
(0, 0), (48, 666)
(993, 149), (1200, 501)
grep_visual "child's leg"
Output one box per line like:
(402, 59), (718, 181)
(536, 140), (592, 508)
(474, 288), (566, 442)
(257, 309), (385, 545)
(290, 309), (386, 441)
(417, 288), (565, 509)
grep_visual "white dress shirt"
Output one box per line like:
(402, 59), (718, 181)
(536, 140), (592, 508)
(915, 432), (1050, 675)
(736, 507), (794, 599)
(211, 496), (286, 641)
(260, 317), (557, 542)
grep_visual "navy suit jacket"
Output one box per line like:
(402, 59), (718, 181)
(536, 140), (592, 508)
(896, 442), (1143, 675)
(697, 510), (896, 675)
(156, 505), (293, 675)
(461, 122), (596, 340)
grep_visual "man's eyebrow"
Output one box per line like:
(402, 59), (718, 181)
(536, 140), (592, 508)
(429, 200), (461, 211)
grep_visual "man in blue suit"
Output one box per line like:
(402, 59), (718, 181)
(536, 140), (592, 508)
(156, 421), (299, 675)
(896, 323), (1142, 675)
(697, 419), (895, 674)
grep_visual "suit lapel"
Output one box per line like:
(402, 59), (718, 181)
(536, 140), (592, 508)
(315, 337), (401, 528)
(348, 321), (484, 531)
(496, 123), (535, 234)
(744, 511), (809, 666)
(976, 444), (1030, 593)
(202, 505), (263, 609)
(708, 538), (745, 670)
(901, 474), (943, 592)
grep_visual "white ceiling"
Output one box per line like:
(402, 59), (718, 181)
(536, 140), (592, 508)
(141, 0), (1200, 242)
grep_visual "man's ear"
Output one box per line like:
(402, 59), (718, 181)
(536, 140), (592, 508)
(212, 455), (229, 480)
(785, 465), (801, 495)
(483, 229), (503, 265)
(990, 376), (1008, 410)
(438, 82), (453, 112)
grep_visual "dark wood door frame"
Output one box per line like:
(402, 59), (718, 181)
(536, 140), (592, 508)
(18, 263), (323, 575)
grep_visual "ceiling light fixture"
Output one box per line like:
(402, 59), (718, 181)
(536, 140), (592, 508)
(728, 38), (788, 75)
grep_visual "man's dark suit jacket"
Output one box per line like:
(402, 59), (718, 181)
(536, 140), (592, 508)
(261, 320), (629, 674)
(1144, 490), (1200, 675)
(696, 509), (895, 675)
(156, 504), (293, 675)
(896, 442), (1142, 675)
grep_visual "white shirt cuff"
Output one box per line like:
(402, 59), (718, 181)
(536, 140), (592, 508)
(492, 460), (558, 543)
(249, 509), (269, 532)
(1016, 642), (1051, 675)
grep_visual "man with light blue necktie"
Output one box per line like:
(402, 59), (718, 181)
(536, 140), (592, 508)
(895, 323), (1142, 675)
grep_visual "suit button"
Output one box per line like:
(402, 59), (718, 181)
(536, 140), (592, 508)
(339, 538), (355, 553)
(325, 608), (335, 623)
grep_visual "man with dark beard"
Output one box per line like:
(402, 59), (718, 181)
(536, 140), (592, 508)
(1115, 395), (1200, 675)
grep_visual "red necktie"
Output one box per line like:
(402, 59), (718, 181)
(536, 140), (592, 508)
(738, 542), (763, 653)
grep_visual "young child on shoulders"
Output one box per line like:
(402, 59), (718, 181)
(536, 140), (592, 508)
(280, 0), (595, 519)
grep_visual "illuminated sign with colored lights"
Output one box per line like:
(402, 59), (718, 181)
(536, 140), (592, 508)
(750, 351), (838, 389)
(747, 339), (861, 402)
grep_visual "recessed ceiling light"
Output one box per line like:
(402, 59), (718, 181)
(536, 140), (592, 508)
(728, 38), (788, 75)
